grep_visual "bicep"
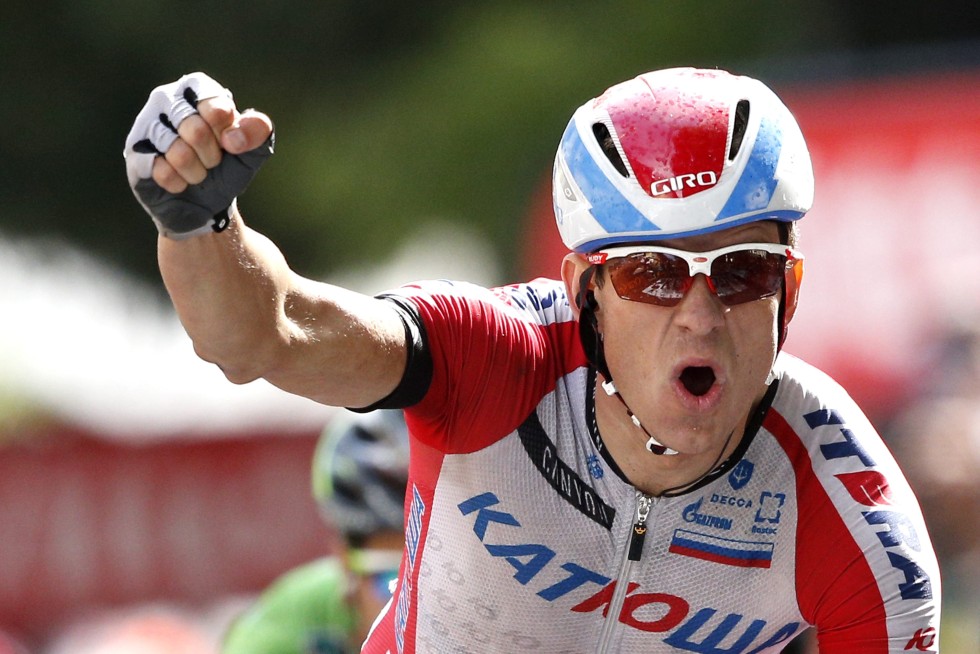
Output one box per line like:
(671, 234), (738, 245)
(266, 277), (409, 408)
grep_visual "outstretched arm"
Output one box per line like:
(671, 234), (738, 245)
(126, 73), (406, 408)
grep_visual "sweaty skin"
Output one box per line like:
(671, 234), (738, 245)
(562, 222), (784, 496)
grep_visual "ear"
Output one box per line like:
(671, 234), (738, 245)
(561, 253), (591, 319)
(783, 258), (804, 326)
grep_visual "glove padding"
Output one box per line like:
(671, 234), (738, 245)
(123, 72), (274, 239)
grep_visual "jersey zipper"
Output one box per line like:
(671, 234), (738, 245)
(595, 491), (653, 653)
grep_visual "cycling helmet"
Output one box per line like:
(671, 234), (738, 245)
(553, 67), (813, 253)
(312, 409), (409, 547)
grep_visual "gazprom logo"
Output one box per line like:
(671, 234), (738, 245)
(650, 171), (718, 197)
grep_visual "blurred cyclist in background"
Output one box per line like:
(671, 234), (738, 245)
(222, 409), (408, 654)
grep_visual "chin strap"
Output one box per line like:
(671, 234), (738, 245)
(600, 376), (680, 456)
(578, 265), (680, 456)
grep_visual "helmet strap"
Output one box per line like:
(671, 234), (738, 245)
(576, 265), (677, 456)
(575, 265), (610, 380)
(777, 286), (788, 350)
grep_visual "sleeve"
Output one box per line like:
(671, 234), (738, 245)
(766, 365), (942, 654)
(373, 280), (586, 454)
(795, 475), (941, 653)
(348, 296), (433, 413)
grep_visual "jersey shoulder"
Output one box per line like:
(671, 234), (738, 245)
(767, 353), (940, 650)
(390, 277), (576, 328)
(769, 352), (913, 496)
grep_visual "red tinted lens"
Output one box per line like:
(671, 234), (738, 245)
(604, 248), (787, 307)
(605, 252), (692, 307)
(710, 249), (786, 306)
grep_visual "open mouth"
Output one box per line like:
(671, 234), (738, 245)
(679, 366), (716, 397)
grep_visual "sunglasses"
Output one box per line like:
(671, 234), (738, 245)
(586, 243), (802, 308)
(348, 548), (402, 601)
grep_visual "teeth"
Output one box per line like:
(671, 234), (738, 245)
(680, 367), (715, 396)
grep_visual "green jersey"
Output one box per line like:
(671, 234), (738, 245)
(222, 557), (356, 654)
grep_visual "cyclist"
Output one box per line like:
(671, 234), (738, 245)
(125, 66), (941, 652)
(221, 409), (409, 654)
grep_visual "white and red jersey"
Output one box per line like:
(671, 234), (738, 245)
(360, 278), (941, 653)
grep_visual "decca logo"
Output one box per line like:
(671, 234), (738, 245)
(650, 171), (718, 196)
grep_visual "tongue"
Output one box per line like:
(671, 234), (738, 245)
(680, 367), (716, 396)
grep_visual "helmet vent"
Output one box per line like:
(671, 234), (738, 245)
(729, 100), (750, 160)
(592, 122), (629, 177)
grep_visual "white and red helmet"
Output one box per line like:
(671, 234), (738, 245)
(553, 67), (814, 253)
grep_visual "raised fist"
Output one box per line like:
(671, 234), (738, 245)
(123, 72), (274, 239)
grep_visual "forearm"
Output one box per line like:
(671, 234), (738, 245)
(158, 211), (287, 376)
(158, 213), (405, 407)
(128, 73), (407, 407)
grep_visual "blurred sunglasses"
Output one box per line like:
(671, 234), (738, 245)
(587, 243), (802, 308)
(348, 548), (402, 600)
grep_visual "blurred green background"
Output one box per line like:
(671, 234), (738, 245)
(3, 0), (977, 286)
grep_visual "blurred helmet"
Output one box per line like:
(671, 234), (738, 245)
(312, 409), (409, 546)
(553, 67), (813, 253)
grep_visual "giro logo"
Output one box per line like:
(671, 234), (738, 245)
(650, 171), (718, 197)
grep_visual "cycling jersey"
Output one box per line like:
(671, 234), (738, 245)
(360, 278), (941, 653)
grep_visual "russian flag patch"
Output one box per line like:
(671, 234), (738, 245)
(669, 529), (774, 568)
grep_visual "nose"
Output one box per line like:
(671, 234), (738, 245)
(673, 274), (727, 334)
